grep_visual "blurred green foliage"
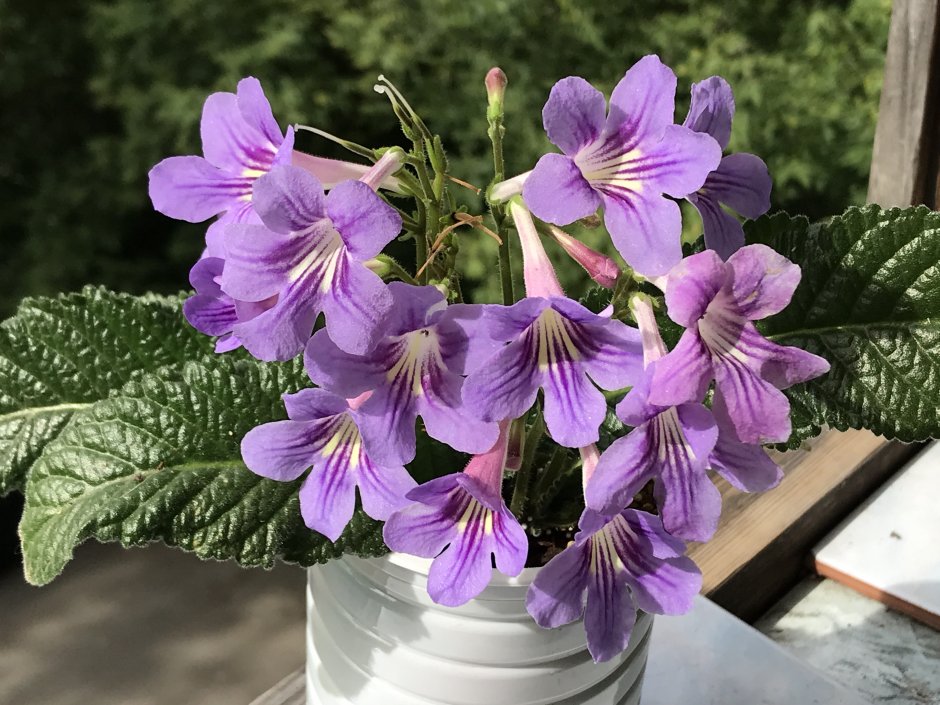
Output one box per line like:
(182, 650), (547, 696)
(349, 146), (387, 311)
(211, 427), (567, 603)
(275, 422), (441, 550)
(0, 0), (890, 315)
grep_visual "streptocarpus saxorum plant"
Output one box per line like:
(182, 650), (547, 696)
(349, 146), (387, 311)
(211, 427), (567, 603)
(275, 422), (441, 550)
(8, 56), (940, 665)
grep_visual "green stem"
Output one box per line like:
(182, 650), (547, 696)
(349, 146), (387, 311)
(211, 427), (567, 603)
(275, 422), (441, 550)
(487, 94), (514, 305)
(509, 412), (544, 517)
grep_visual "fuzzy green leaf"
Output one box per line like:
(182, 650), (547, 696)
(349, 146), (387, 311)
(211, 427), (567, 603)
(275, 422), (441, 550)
(749, 205), (940, 446)
(0, 287), (212, 495)
(19, 356), (387, 586)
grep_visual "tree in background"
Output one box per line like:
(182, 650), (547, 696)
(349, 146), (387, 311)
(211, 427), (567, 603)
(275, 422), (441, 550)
(0, 0), (890, 314)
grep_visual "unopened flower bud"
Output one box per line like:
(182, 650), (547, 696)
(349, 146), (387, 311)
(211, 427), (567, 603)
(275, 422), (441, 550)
(486, 67), (508, 119)
(547, 226), (621, 289)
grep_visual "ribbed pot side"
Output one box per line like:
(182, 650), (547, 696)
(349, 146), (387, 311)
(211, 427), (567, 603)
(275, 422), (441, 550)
(306, 553), (653, 705)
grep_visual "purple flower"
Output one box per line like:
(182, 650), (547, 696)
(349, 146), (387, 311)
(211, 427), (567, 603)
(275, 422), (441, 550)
(148, 77), (295, 256)
(241, 388), (416, 541)
(586, 362), (720, 542)
(383, 422), (528, 607)
(649, 245), (830, 444)
(520, 55), (721, 276)
(304, 282), (500, 466)
(526, 508), (701, 663)
(183, 257), (275, 353)
(461, 202), (643, 448)
(682, 77), (772, 260)
(220, 164), (400, 361)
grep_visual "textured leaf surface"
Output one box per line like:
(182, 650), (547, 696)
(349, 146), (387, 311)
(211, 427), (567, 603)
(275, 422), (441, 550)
(0, 287), (211, 495)
(749, 205), (940, 446)
(19, 356), (387, 586)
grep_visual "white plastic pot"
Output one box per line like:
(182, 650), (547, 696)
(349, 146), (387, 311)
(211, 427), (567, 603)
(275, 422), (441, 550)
(306, 553), (653, 705)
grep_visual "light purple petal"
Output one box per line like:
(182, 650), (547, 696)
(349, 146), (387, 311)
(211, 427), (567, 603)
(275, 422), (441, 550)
(221, 223), (312, 301)
(682, 76), (734, 150)
(298, 448), (358, 542)
(189, 257), (223, 294)
(727, 244), (801, 320)
(526, 542), (589, 628)
(183, 292), (237, 337)
(214, 335), (241, 353)
(713, 354), (792, 444)
(626, 554), (701, 616)
(653, 405), (721, 542)
(282, 388), (348, 421)
(231, 277), (320, 362)
(356, 382), (420, 466)
(252, 165), (326, 233)
(149, 156), (249, 222)
(326, 180), (402, 260)
(435, 304), (502, 376)
(710, 391), (783, 492)
(615, 368), (661, 426)
(559, 310), (643, 391)
(621, 509), (686, 560)
(236, 76), (283, 148)
(320, 254), (394, 355)
(492, 506), (529, 576)
(201, 90), (278, 173)
(607, 54), (677, 145)
(542, 361), (606, 447)
(462, 336), (542, 424)
(523, 153), (601, 225)
(706, 153), (772, 220)
(663, 248), (727, 326)
(542, 76), (608, 155)
(427, 514), (494, 607)
(602, 191), (683, 277)
(634, 124), (722, 198)
(386, 282), (445, 336)
(584, 536), (636, 663)
(735, 322), (831, 388)
(418, 373), (500, 456)
(356, 455), (416, 521)
(204, 201), (259, 257)
(241, 420), (316, 482)
(689, 192), (745, 261)
(585, 425), (654, 516)
(303, 329), (388, 398)
(647, 330), (713, 407)
(383, 493), (459, 558)
(485, 298), (548, 341)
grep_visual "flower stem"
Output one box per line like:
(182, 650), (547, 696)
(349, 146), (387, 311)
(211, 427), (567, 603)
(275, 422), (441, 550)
(486, 70), (515, 306)
(510, 411), (544, 517)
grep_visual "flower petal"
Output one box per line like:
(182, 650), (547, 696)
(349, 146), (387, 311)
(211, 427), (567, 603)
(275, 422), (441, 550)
(584, 536), (636, 663)
(435, 303), (502, 376)
(523, 153), (601, 226)
(574, 316), (644, 391)
(727, 244), (801, 320)
(221, 223), (315, 302)
(633, 124), (722, 198)
(462, 336), (542, 424)
(325, 180), (402, 260)
(706, 153), (772, 220)
(542, 76), (608, 156)
(386, 282), (445, 336)
(201, 90), (278, 173)
(236, 76), (283, 148)
(183, 291), (237, 337)
(356, 380), (421, 466)
(252, 165), (327, 234)
(735, 322), (831, 388)
(418, 372), (500, 456)
(710, 391), (783, 492)
(428, 509), (494, 606)
(688, 192), (745, 261)
(625, 552), (701, 616)
(485, 298), (548, 341)
(647, 330), (713, 407)
(282, 387), (348, 421)
(602, 191), (683, 277)
(299, 444), (358, 542)
(542, 360), (606, 447)
(303, 329), (389, 398)
(526, 542), (589, 628)
(240, 420), (316, 482)
(492, 506), (529, 576)
(621, 509), (686, 560)
(663, 248), (727, 327)
(149, 156), (249, 223)
(355, 454), (416, 521)
(585, 425), (654, 516)
(320, 253), (393, 355)
(231, 274), (322, 362)
(607, 54), (677, 145)
(682, 76), (734, 150)
(713, 352), (792, 444)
